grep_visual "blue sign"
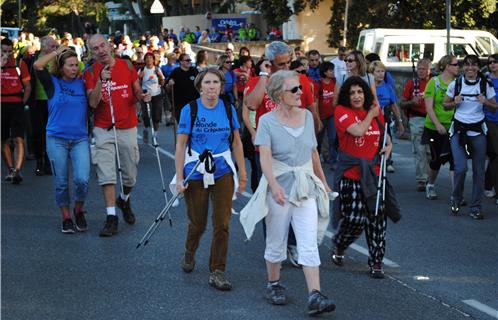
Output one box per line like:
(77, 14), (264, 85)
(212, 18), (247, 31)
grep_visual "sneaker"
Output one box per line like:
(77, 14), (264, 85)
(35, 161), (44, 176)
(99, 215), (118, 237)
(116, 196), (136, 225)
(74, 209), (88, 232)
(331, 248), (344, 266)
(208, 270), (232, 291)
(386, 164), (395, 173)
(425, 184), (437, 200)
(265, 282), (287, 305)
(307, 290), (336, 315)
(61, 219), (76, 234)
(143, 129), (149, 144)
(450, 201), (460, 215)
(287, 245), (301, 268)
(460, 198), (467, 206)
(417, 181), (426, 192)
(469, 211), (484, 220)
(12, 169), (23, 184)
(484, 189), (496, 198)
(369, 264), (385, 279)
(4, 168), (15, 182)
(181, 251), (195, 273)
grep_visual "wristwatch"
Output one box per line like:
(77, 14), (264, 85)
(259, 71), (269, 77)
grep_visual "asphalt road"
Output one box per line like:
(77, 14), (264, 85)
(2, 123), (497, 320)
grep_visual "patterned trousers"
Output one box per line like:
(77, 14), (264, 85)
(332, 178), (387, 267)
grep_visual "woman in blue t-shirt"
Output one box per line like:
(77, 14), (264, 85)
(484, 53), (498, 205)
(33, 46), (90, 234)
(216, 54), (238, 106)
(174, 68), (246, 291)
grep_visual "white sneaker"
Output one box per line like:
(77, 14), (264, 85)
(425, 184), (437, 200)
(387, 164), (395, 173)
(484, 189), (496, 198)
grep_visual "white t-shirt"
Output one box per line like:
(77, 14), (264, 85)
(140, 66), (164, 97)
(331, 57), (347, 80)
(447, 77), (496, 124)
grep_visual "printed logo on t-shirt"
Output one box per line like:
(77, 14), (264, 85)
(101, 80), (130, 102)
(189, 76), (195, 81)
(339, 114), (348, 122)
(194, 116), (230, 136)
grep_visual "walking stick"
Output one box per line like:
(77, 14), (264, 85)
(374, 122), (389, 216)
(136, 149), (215, 249)
(106, 79), (125, 196)
(143, 90), (170, 214)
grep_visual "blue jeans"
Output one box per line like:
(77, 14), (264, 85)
(317, 116), (338, 165)
(46, 135), (90, 208)
(450, 133), (486, 213)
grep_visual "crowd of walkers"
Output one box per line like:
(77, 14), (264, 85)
(2, 27), (498, 316)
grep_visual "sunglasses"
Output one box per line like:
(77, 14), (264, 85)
(345, 59), (355, 63)
(224, 61), (233, 64)
(448, 63), (459, 66)
(182, 59), (191, 62)
(488, 60), (497, 65)
(285, 85), (302, 94)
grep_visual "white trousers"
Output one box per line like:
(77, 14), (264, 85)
(265, 196), (320, 267)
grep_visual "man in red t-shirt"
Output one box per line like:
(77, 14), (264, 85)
(400, 58), (431, 191)
(243, 41), (318, 267)
(84, 34), (151, 237)
(1, 38), (31, 184)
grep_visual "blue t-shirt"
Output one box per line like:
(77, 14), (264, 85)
(178, 98), (240, 181)
(161, 63), (179, 79)
(223, 70), (236, 102)
(385, 71), (395, 91)
(307, 66), (320, 81)
(376, 80), (398, 110)
(47, 76), (88, 140)
(484, 76), (498, 123)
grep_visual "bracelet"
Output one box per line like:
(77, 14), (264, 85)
(259, 71), (269, 77)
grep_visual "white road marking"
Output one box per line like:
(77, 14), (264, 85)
(462, 299), (498, 319)
(143, 137), (401, 268)
(324, 230), (400, 268)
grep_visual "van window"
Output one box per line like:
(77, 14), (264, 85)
(387, 43), (434, 62)
(357, 35), (365, 51)
(476, 36), (491, 55)
(448, 43), (477, 58)
(374, 42), (382, 54)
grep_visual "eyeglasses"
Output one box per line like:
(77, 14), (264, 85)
(488, 60), (497, 65)
(285, 85), (302, 94)
(224, 61), (233, 64)
(345, 59), (355, 63)
(463, 62), (478, 67)
(448, 63), (459, 66)
(182, 59), (191, 62)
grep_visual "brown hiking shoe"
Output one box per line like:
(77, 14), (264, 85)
(181, 251), (195, 273)
(208, 270), (232, 291)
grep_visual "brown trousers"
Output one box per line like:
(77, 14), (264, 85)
(184, 173), (234, 272)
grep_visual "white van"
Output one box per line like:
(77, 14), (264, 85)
(357, 28), (498, 68)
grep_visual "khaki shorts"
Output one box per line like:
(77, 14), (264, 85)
(92, 127), (139, 187)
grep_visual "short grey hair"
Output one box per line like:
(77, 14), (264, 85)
(266, 70), (298, 103)
(265, 41), (292, 61)
(40, 35), (56, 49)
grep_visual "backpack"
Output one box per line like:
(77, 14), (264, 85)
(187, 98), (234, 156)
(453, 73), (490, 98)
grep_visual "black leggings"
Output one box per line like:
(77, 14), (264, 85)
(30, 100), (49, 161)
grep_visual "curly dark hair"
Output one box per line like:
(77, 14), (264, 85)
(337, 76), (374, 110)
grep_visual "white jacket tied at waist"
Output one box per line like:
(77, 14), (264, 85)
(169, 149), (239, 200)
(239, 159), (330, 244)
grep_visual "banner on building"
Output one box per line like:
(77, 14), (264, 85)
(212, 18), (247, 30)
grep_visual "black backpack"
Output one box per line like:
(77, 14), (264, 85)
(187, 98), (234, 156)
(453, 73), (491, 98)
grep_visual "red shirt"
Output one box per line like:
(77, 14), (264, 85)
(402, 78), (429, 117)
(233, 67), (255, 94)
(83, 59), (139, 129)
(1, 58), (30, 103)
(244, 73), (314, 129)
(335, 105), (384, 180)
(314, 79), (336, 120)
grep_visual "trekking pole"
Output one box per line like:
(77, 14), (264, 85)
(136, 149), (215, 249)
(143, 90), (170, 214)
(374, 122), (389, 216)
(106, 78), (125, 196)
